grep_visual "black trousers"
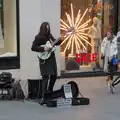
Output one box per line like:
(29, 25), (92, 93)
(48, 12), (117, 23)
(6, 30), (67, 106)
(41, 75), (57, 98)
(107, 61), (115, 80)
(107, 61), (118, 80)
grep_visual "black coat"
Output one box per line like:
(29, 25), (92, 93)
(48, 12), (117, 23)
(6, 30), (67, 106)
(31, 34), (60, 76)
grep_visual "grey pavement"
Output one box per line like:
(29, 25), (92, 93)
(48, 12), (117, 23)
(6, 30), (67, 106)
(0, 76), (120, 120)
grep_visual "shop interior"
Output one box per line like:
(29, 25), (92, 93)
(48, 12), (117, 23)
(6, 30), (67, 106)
(60, 0), (117, 73)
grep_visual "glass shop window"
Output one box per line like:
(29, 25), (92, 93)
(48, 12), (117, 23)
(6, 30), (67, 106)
(60, 0), (115, 73)
(0, 0), (20, 69)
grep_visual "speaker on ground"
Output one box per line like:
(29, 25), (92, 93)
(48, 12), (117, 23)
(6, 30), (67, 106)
(28, 79), (42, 99)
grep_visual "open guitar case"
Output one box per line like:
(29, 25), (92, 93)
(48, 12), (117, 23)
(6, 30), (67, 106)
(44, 81), (90, 107)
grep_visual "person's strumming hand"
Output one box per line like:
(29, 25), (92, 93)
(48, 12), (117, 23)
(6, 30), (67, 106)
(44, 46), (51, 51)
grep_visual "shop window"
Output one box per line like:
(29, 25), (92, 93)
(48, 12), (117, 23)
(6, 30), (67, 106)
(60, 0), (116, 73)
(0, 0), (20, 69)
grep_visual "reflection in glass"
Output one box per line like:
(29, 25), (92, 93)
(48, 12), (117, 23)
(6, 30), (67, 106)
(0, 0), (17, 57)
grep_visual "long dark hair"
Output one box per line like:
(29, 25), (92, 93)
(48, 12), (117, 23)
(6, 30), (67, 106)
(38, 22), (55, 41)
(39, 22), (51, 38)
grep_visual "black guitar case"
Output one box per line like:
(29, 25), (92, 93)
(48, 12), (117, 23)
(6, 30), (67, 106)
(44, 81), (79, 101)
(46, 97), (90, 107)
(44, 81), (90, 107)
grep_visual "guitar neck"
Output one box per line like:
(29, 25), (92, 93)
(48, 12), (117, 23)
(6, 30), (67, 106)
(51, 30), (72, 46)
(51, 38), (60, 46)
(51, 32), (68, 46)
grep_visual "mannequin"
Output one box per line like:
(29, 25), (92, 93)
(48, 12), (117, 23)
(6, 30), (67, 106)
(88, 17), (101, 70)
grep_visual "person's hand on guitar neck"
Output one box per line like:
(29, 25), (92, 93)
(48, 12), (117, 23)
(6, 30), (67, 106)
(44, 27), (74, 50)
(61, 27), (74, 38)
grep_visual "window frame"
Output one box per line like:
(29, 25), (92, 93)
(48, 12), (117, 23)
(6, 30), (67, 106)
(0, 0), (20, 70)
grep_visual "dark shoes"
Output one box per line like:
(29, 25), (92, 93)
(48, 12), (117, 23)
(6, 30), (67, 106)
(39, 98), (46, 105)
(107, 82), (114, 94)
(39, 90), (53, 105)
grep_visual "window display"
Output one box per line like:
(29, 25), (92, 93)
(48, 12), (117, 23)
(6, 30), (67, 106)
(60, 0), (117, 73)
(0, 0), (3, 48)
(0, 0), (17, 57)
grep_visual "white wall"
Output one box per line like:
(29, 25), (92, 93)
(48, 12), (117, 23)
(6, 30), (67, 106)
(19, 0), (42, 80)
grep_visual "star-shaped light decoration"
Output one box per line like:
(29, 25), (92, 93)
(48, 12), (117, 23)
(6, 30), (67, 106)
(60, 3), (92, 56)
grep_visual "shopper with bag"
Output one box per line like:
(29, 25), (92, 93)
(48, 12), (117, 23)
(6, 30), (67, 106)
(101, 29), (117, 93)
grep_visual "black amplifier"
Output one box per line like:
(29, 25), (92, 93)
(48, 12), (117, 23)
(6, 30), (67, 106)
(28, 79), (42, 99)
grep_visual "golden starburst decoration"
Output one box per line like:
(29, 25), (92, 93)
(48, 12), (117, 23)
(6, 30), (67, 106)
(60, 3), (92, 55)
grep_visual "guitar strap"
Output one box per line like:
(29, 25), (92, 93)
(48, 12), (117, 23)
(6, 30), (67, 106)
(37, 56), (46, 64)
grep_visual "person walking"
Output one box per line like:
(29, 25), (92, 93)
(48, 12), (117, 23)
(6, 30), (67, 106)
(101, 29), (117, 93)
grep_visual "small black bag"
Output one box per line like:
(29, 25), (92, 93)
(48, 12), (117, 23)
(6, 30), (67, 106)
(0, 72), (13, 83)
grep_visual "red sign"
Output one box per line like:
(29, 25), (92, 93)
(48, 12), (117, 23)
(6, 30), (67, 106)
(76, 53), (97, 63)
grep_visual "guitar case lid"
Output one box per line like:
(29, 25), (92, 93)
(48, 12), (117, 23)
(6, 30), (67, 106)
(61, 81), (79, 98)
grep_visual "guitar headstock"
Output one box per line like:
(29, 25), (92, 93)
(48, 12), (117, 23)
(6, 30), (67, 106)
(60, 27), (74, 38)
(67, 27), (74, 33)
(65, 27), (74, 36)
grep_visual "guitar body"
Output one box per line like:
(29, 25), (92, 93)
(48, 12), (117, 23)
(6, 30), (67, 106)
(37, 41), (56, 60)
(37, 27), (73, 60)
